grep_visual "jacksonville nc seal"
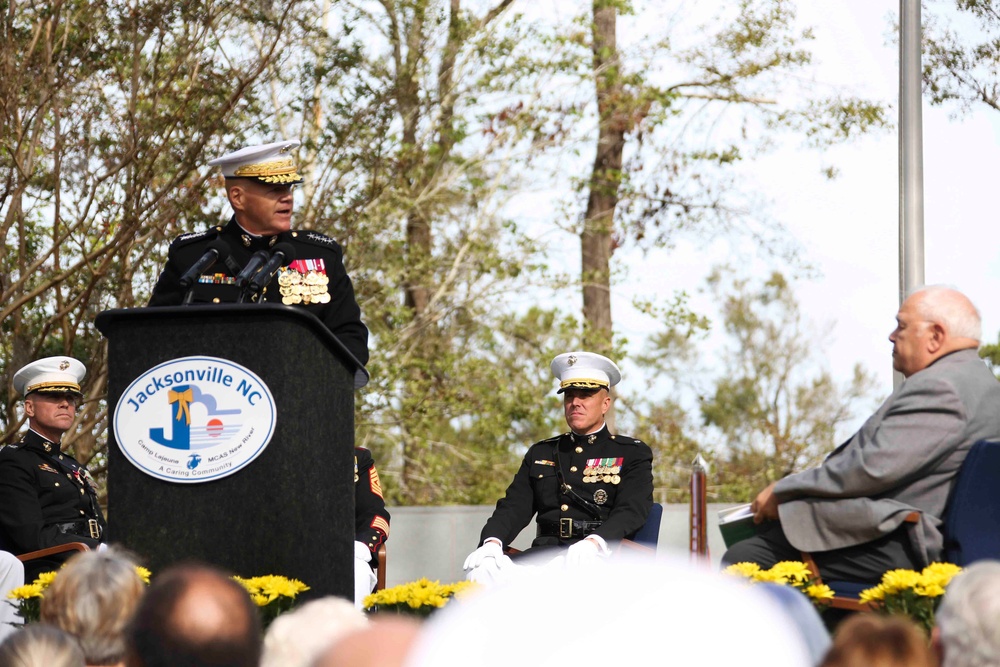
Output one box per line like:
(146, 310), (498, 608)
(113, 356), (276, 483)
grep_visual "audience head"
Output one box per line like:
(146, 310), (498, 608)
(125, 562), (261, 667)
(312, 616), (420, 667)
(934, 560), (1000, 667)
(40, 547), (145, 666)
(261, 596), (367, 667)
(890, 285), (981, 377)
(820, 613), (935, 667)
(406, 553), (810, 667)
(0, 623), (86, 667)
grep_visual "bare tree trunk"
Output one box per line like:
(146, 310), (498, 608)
(582, 2), (626, 356)
(583, 2), (629, 430)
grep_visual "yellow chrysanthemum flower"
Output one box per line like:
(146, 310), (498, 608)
(769, 561), (812, 584)
(724, 562), (762, 578)
(804, 584), (835, 601)
(135, 566), (152, 584)
(858, 584), (885, 604)
(880, 569), (922, 594)
(34, 571), (58, 587)
(7, 584), (44, 601)
(919, 562), (962, 591)
(914, 582), (946, 598)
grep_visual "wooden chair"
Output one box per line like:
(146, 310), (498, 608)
(375, 543), (387, 591)
(14, 542), (91, 565)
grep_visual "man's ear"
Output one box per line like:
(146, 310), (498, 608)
(23, 398), (35, 419)
(927, 322), (947, 353)
(228, 183), (245, 212)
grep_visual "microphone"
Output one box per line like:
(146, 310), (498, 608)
(235, 249), (272, 289)
(248, 243), (297, 294)
(178, 239), (230, 289)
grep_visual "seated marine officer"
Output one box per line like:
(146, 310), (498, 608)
(0, 357), (107, 579)
(463, 351), (654, 582)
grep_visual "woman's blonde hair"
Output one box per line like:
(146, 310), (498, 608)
(40, 547), (145, 666)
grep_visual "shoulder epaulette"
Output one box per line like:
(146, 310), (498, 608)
(534, 434), (564, 446)
(170, 226), (222, 248)
(293, 230), (341, 249)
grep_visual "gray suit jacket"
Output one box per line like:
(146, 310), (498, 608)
(775, 348), (1000, 563)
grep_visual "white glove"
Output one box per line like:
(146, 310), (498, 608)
(354, 564), (377, 609)
(565, 537), (608, 567)
(354, 540), (373, 564)
(467, 554), (518, 585)
(462, 540), (503, 571)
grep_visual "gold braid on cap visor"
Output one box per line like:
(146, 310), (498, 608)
(559, 379), (609, 390)
(233, 158), (302, 184)
(28, 381), (82, 394)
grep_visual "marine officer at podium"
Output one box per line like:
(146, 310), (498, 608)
(0, 357), (107, 579)
(148, 140), (369, 367)
(463, 351), (653, 583)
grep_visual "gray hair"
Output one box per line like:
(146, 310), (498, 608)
(910, 285), (982, 342)
(0, 624), (85, 667)
(936, 561), (1000, 667)
(261, 597), (367, 667)
(40, 547), (145, 666)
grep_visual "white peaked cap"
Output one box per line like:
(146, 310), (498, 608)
(208, 140), (303, 184)
(13, 356), (86, 397)
(550, 351), (621, 393)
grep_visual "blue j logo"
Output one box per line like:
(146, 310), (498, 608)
(187, 454), (202, 470)
(149, 385), (193, 450)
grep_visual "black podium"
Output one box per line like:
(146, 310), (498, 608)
(95, 305), (367, 599)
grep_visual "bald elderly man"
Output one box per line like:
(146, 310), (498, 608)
(723, 286), (1000, 581)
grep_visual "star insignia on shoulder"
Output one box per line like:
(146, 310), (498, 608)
(175, 230), (210, 243)
(305, 232), (335, 245)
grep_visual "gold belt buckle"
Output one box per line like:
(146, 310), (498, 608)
(88, 519), (100, 539)
(559, 518), (573, 539)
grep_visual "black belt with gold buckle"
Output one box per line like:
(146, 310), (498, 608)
(537, 518), (603, 540)
(54, 519), (101, 540)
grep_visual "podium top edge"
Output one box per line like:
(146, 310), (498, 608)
(95, 305), (369, 389)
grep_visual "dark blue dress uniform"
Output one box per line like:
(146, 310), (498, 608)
(0, 430), (107, 579)
(480, 425), (653, 548)
(148, 216), (369, 367)
(355, 447), (390, 567)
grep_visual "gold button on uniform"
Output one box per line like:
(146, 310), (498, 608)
(54, 482), (59, 487)
(560, 504), (569, 511)
(570, 466), (577, 472)
(575, 447), (583, 454)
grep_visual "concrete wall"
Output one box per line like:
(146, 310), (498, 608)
(382, 503), (740, 587)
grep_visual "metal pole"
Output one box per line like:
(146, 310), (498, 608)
(689, 454), (708, 560)
(898, 0), (925, 389)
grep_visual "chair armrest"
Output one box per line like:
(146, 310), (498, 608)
(16, 542), (91, 563)
(375, 543), (387, 592)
